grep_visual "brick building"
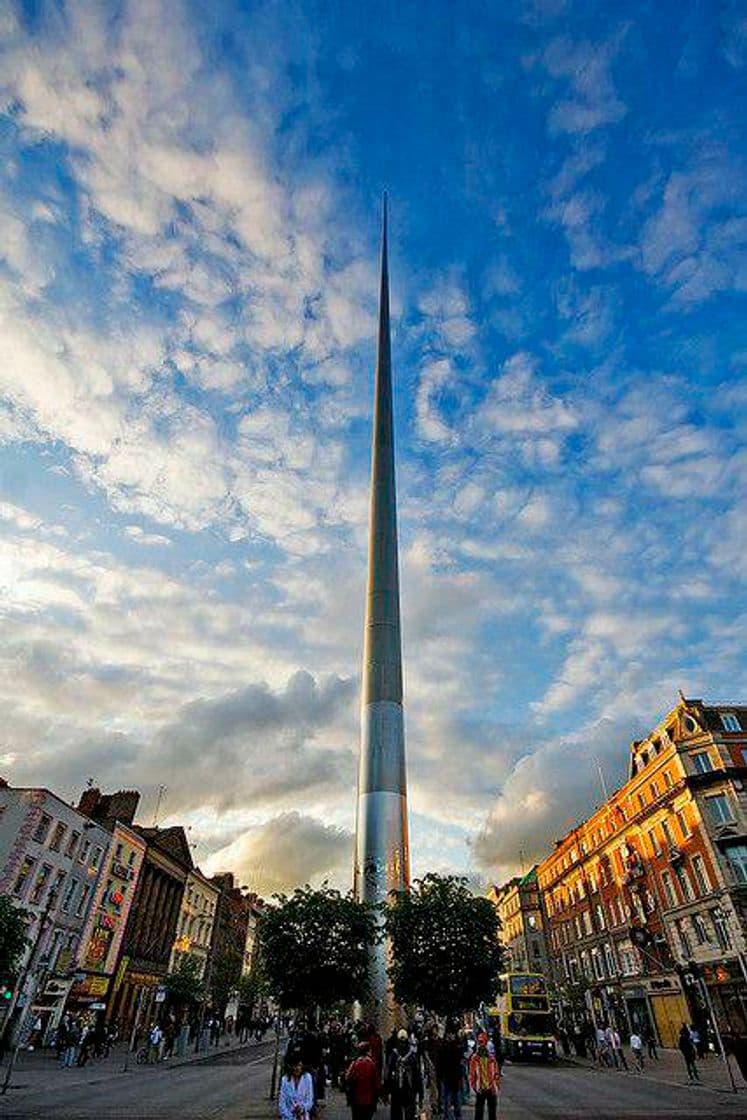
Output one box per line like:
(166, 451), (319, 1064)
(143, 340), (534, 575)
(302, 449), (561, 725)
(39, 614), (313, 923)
(488, 868), (550, 977)
(536, 696), (747, 1047)
(108, 825), (193, 1031)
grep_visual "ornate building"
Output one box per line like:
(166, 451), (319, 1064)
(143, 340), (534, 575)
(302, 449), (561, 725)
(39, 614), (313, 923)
(488, 868), (550, 977)
(537, 696), (747, 1047)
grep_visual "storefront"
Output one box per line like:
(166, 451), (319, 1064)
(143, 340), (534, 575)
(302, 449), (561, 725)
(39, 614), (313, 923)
(703, 960), (747, 1035)
(645, 976), (689, 1048)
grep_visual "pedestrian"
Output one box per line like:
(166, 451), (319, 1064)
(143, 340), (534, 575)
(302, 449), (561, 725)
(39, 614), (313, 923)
(280, 1059), (315, 1120)
(384, 1029), (423, 1120)
(611, 1027), (627, 1071)
(346, 1040), (381, 1120)
(77, 1023), (92, 1066)
(629, 1032), (644, 1072)
(468, 1034), (500, 1120)
(642, 1022), (658, 1061)
(437, 1026), (464, 1120)
(56, 1018), (69, 1067)
(148, 1022), (163, 1063)
(64, 1020), (81, 1067)
(677, 1023), (699, 1083)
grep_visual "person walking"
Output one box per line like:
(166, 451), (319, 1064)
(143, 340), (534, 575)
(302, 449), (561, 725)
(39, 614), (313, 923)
(468, 1033), (500, 1120)
(280, 1059), (315, 1120)
(437, 1026), (464, 1120)
(678, 1023), (699, 1083)
(642, 1022), (658, 1061)
(346, 1040), (381, 1120)
(611, 1027), (627, 1071)
(629, 1032), (644, 1072)
(384, 1029), (422, 1120)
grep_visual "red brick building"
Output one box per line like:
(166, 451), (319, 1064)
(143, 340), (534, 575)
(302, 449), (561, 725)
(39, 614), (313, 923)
(537, 696), (747, 1047)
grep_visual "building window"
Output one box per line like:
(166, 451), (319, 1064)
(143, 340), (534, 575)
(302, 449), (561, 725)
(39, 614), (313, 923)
(661, 820), (676, 849)
(691, 855), (711, 895)
(128, 849), (137, 866)
(13, 856), (37, 898)
(75, 883), (92, 918)
(721, 712), (742, 732)
(692, 913), (708, 945)
(691, 751), (714, 774)
(115, 842), (124, 861)
(711, 908), (732, 952)
(32, 813), (53, 844)
(29, 863), (53, 904)
(78, 838), (91, 864)
(603, 943), (617, 976)
(595, 903), (606, 931)
(53, 869), (66, 898)
(725, 844), (747, 885)
(706, 794), (735, 826)
(592, 948), (605, 980)
(648, 827), (662, 857)
(674, 864), (695, 902)
(661, 870), (678, 907)
(663, 771), (673, 788)
(91, 846), (104, 870)
(675, 918), (692, 957)
(651, 780), (660, 799)
(61, 877), (78, 912)
(677, 810), (691, 839)
(620, 944), (638, 976)
(48, 821), (67, 852)
(637, 793), (646, 812)
(66, 830), (80, 859)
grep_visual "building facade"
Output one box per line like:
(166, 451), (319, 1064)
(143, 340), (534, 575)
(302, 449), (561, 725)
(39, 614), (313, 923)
(488, 868), (550, 977)
(0, 781), (112, 1042)
(170, 868), (219, 981)
(109, 825), (192, 1031)
(537, 696), (747, 1047)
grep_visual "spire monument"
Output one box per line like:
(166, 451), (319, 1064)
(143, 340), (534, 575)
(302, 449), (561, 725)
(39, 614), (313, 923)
(354, 196), (410, 1029)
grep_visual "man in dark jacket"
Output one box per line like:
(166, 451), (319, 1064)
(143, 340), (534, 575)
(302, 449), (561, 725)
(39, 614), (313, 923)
(436, 1027), (463, 1120)
(385, 1031), (422, 1120)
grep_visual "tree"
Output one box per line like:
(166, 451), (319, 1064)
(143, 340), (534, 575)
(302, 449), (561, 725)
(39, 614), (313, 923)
(258, 885), (376, 1015)
(165, 955), (205, 1008)
(0, 897), (28, 982)
(210, 948), (242, 1017)
(237, 966), (267, 1018)
(385, 874), (504, 1018)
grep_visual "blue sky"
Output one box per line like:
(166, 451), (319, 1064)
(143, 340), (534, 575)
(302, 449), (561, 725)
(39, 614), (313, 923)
(1, 0), (746, 892)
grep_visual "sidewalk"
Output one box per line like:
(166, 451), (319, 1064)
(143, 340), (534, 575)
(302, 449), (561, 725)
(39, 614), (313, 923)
(0, 1033), (266, 1097)
(562, 1045), (747, 1095)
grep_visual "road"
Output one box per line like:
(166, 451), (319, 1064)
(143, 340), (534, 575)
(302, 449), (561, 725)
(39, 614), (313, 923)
(1, 1047), (746, 1119)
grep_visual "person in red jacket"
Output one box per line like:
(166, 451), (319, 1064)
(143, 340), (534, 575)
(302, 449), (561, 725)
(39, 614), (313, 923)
(468, 1034), (501, 1120)
(346, 1040), (382, 1120)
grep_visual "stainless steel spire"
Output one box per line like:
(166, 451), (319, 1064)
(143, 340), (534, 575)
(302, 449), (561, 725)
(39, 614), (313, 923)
(354, 196), (410, 1028)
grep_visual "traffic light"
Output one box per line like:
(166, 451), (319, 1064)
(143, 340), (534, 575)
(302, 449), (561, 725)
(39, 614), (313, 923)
(0, 984), (13, 1002)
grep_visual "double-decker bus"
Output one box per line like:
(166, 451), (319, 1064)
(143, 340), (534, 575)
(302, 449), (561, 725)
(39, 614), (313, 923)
(487, 972), (556, 1061)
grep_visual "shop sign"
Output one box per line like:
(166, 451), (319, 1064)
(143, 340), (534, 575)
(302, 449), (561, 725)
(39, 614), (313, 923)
(90, 1002), (106, 1011)
(111, 861), (132, 881)
(154, 987), (166, 1003)
(703, 960), (742, 985)
(70, 974), (110, 1002)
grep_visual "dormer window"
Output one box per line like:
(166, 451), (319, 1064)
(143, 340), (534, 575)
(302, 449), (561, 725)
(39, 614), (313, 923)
(721, 712), (742, 733)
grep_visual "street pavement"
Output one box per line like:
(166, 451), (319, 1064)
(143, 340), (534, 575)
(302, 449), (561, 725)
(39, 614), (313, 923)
(1, 1044), (747, 1120)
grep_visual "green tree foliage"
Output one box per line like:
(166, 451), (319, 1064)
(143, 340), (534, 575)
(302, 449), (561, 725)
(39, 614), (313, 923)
(258, 885), (376, 1014)
(237, 966), (267, 1016)
(210, 948), (243, 1016)
(165, 954), (205, 1006)
(0, 897), (28, 980)
(386, 874), (504, 1018)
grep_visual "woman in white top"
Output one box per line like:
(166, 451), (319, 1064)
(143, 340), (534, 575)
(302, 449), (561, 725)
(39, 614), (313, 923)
(279, 1060), (315, 1120)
